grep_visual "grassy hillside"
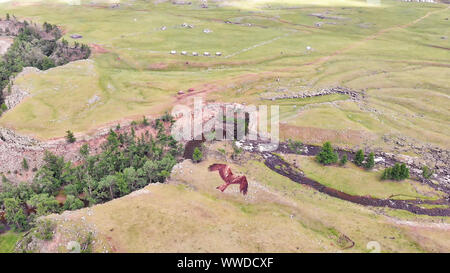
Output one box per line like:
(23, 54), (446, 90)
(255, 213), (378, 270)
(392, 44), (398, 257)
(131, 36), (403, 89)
(38, 147), (450, 252)
(0, 0), (447, 151)
(0, 0), (448, 253)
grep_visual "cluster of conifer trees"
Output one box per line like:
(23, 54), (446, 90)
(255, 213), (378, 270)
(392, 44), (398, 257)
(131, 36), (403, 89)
(0, 117), (181, 231)
(316, 142), (409, 180)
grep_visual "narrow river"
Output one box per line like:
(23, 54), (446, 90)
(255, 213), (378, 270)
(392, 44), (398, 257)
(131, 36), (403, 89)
(186, 139), (450, 217)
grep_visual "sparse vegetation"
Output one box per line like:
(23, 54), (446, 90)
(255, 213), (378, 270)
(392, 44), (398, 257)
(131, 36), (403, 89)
(422, 166), (433, 180)
(65, 130), (76, 143)
(231, 141), (243, 160)
(287, 139), (303, 154)
(80, 232), (94, 253)
(192, 147), (203, 163)
(22, 158), (28, 171)
(161, 111), (174, 123)
(141, 116), (149, 126)
(218, 148), (226, 155)
(339, 154), (348, 166)
(33, 219), (55, 241)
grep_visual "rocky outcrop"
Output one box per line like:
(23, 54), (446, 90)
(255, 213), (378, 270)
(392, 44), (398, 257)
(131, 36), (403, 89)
(380, 134), (450, 188)
(0, 117), (159, 183)
(0, 127), (45, 180)
(376, 150), (450, 194)
(260, 86), (363, 102)
(2, 67), (40, 110)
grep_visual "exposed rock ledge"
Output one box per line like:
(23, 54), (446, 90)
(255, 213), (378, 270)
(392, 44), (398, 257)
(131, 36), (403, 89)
(3, 67), (40, 110)
(0, 117), (158, 183)
(260, 86), (363, 102)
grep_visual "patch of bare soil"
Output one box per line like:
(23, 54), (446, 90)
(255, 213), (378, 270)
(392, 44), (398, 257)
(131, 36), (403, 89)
(90, 43), (108, 54)
(176, 71), (275, 106)
(148, 62), (170, 70)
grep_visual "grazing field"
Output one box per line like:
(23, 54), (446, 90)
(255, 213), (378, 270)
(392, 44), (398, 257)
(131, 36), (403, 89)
(0, 0), (447, 152)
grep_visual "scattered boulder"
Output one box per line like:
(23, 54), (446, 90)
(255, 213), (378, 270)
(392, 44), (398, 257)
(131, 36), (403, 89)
(309, 13), (346, 20)
(87, 95), (100, 106)
(3, 67), (40, 110)
(70, 34), (83, 39)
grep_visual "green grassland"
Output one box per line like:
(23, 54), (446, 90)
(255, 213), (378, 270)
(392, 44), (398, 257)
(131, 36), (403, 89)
(0, 0), (447, 148)
(0, 231), (22, 253)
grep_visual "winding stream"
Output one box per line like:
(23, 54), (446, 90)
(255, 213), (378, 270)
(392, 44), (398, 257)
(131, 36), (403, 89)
(190, 139), (450, 217)
(263, 152), (450, 217)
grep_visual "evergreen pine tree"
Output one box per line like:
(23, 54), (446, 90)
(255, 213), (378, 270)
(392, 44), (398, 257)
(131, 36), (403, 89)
(22, 158), (29, 171)
(339, 154), (348, 166)
(66, 130), (76, 143)
(192, 147), (203, 163)
(365, 152), (375, 169)
(316, 142), (338, 165)
(354, 149), (364, 166)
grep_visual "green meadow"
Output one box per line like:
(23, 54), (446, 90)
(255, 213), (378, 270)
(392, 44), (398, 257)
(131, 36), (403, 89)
(0, 231), (22, 253)
(0, 0), (447, 148)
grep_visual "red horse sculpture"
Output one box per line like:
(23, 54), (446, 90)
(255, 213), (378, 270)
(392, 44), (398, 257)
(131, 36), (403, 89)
(208, 164), (248, 195)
